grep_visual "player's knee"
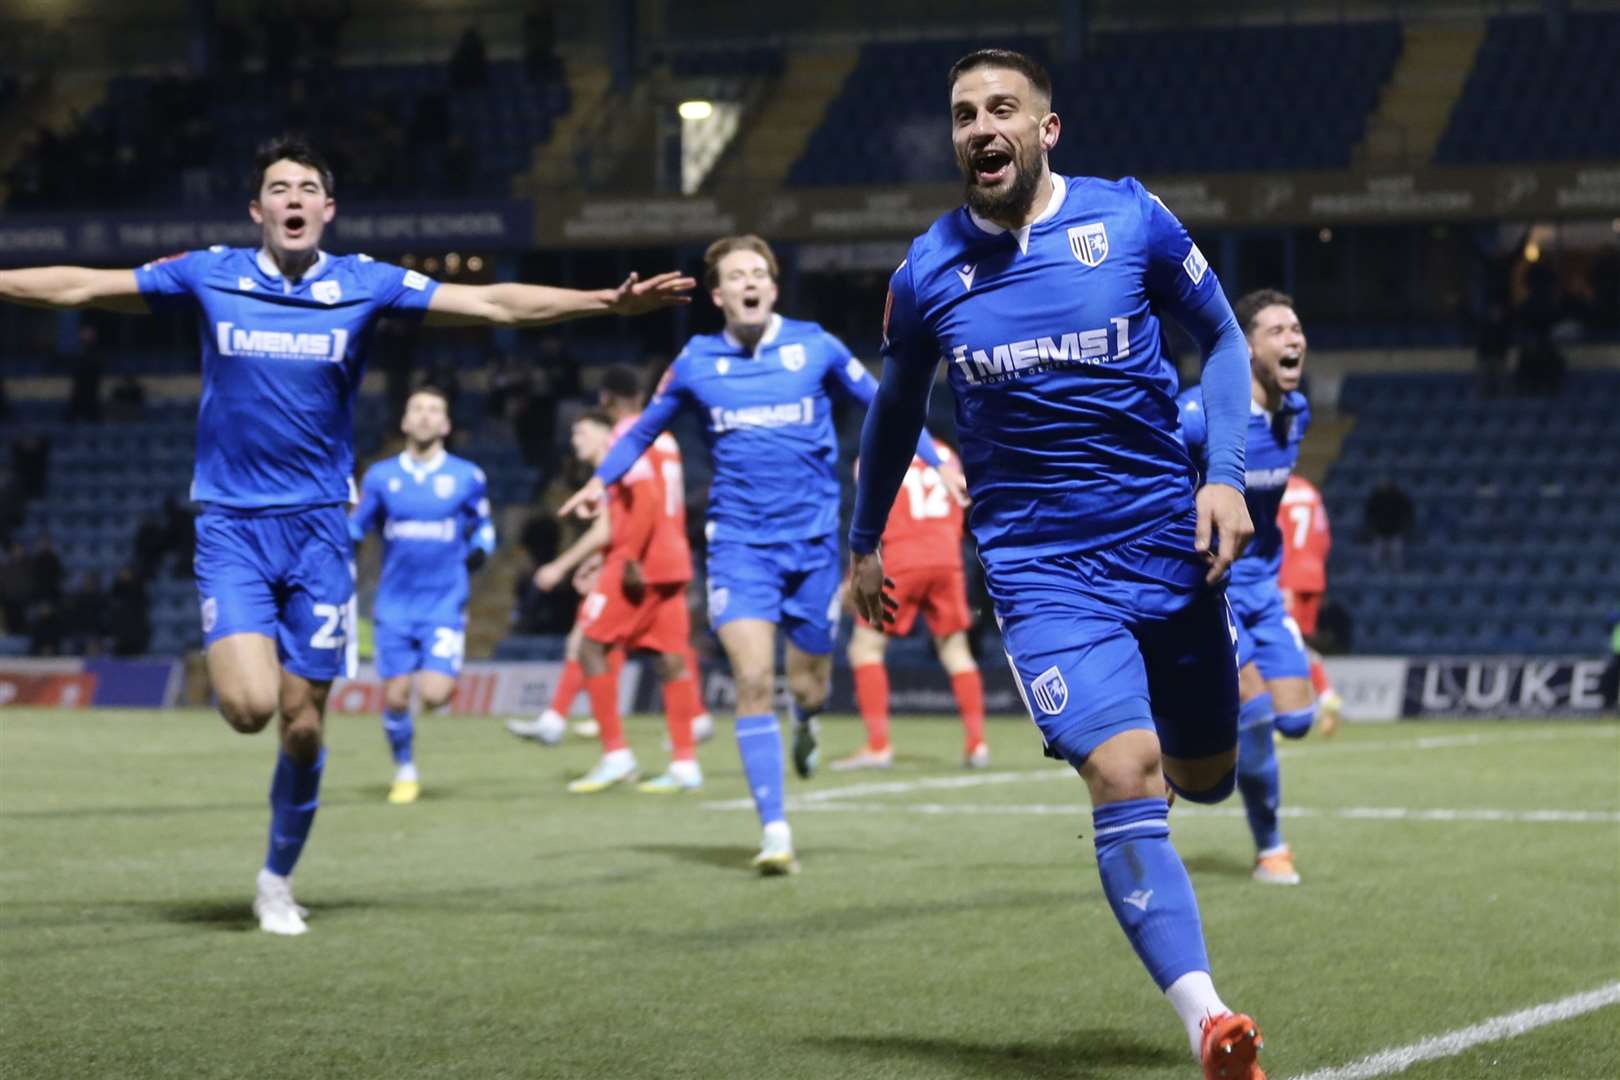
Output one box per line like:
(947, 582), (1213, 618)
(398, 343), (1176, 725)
(1082, 748), (1163, 804)
(417, 686), (453, 711)
(282, 718), (323, 765)
(1167, 766), (1237, 805)
(732, 670), (775, 712)
(654, 652), (686, 682)
(1274, 705), (1315, 739)
(788, 673), (827, 712)
(1163, 747), (1238, 804)
(383, 686), (412, 713)
(217, 691), (276, 734)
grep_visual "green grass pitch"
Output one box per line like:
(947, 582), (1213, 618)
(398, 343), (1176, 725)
(2, 709), (1617, 1079)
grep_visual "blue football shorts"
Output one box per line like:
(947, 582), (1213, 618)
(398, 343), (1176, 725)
(705, 533), (840, 655)
(195, 504), (356, 682)
(985, 509), (1240, 768)
(1226, 576), (1311, 682)
(375, 617), (466, 680)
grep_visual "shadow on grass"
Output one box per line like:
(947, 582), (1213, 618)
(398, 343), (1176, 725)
(1179, 852), (1255, 879)
(632, 843), (759, 871)
(805, 1028), (1180, 1079)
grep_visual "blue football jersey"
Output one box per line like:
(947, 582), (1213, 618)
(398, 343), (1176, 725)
(857, 174), (1245, 566)
(1179, 390), (1310, 585)
(350, 451), (495, 624)
(136, 247), (439, 510)
(596, 314), (889, 544)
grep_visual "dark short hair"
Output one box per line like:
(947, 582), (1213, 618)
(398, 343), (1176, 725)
(599, 365), (644, 402)
(406, 384), (450, 409)
(703, 234), (779, 291)
(575, 409), (614, 430)
(251, 135), (335, 198)
(1233, 289), (1297, 336)
(947, 48), (1053, 105)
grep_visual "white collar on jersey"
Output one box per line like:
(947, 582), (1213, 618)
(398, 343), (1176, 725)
(1251, 398), (1268, 418)
(968, 172), (1067, 255)
(256, 248), (330, 284)
(722, 312), (783, 355)
(398, 449), (447, 483)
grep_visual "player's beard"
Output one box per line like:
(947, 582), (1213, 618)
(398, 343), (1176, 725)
(961, 141), (1044, 224)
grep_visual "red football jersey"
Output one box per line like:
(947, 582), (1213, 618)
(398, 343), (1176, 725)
(608, 415), (692, 585)
(881, 443), (965, 574)
(1277, 475), (1330, 593)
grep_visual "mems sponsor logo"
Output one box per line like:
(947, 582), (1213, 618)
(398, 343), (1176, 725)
(947, 317), (1130, 385)
(384, 518), (457, 542)
(1246, 466), (1293, 490)
(708, 397), (815, 432)
(215, 322), (349, 362)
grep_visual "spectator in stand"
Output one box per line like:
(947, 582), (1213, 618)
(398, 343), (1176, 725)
(62, 571), (107, 654)
(524, 3), (560, 83)
(31, 535), (64, 610)
(133, 513), (170, 581)
(66, 326), (103, 423)
(11, 434), (51, 501)
(1363, 476), (1414, 570)
(449, 27), (490, 89)
(106, 565), (152, 657)
(0, 541), (31, 633)
(1601, 611), (1619, 714)
(162, 495), (197, 578)
(109, 373), (146, 421)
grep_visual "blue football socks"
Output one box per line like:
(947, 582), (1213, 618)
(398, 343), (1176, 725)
(265, 747), (326, 877)
(1092, 798), (1210, 990)
(735, 713), (786, 826)
(381, 707), (414, 766)
(1237, 693), (1283, 852)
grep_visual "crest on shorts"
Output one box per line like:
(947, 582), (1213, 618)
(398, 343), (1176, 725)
(1030, 665), (1068, 715)
(779, 343), (807, 371)
(433, 474), (456, 499)
(311, 279), (342, 305)
(1068, 223), (1109, 267)
(707, 585), (729, 619)
(200, 596), (218, 634)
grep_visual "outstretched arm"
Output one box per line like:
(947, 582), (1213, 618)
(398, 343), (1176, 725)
(424, 271), (694, 328)
(0, 267), (148, 313)
(534, 514), (610, 591)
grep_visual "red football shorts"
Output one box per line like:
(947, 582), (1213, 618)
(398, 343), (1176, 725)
(858, 564), (972, 638)
(581, 562), (690, 654)
(1283, 589), (1323, 637)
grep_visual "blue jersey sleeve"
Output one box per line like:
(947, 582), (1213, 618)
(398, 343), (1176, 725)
(1137, 181), (1247, 491)
(826, 339), (942, 469)
(362, 259), (440, 315)
(850, 257), (939, 555)
(464, 466), (496, 556)
(595, 360), (689, 486)
(134, 249), (210, 312)
(350, 466), (385, 544)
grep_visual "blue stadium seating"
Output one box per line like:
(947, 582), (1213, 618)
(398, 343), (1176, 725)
(789, 24), (1402, 186)
(1437, 13), (1620, 163)
(5, 382), (539, 658)
(1325, 370), (1620, 655)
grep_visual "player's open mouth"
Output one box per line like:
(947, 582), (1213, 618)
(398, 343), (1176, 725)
(1279, 354), (1302, 370)
(283, 215), (307, 239)
(972, 148), (1012, 185)
(742, 295), (761, 311)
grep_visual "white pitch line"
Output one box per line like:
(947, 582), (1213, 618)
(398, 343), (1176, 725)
(1285, 981), (1620, 1080)
(698, 727), (1617, 813)
(741, 801), (1620, 825)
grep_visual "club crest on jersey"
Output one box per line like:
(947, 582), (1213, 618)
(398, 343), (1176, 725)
(716, 359), (731, 375)
(1068, 223), (1109, 267)
(1030, 665), (1068, 715)
(779, 343), (807, 371)
(311, 279), (342, 305)
(433, 474), (456, 499)
(388, 477), (402, 492)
